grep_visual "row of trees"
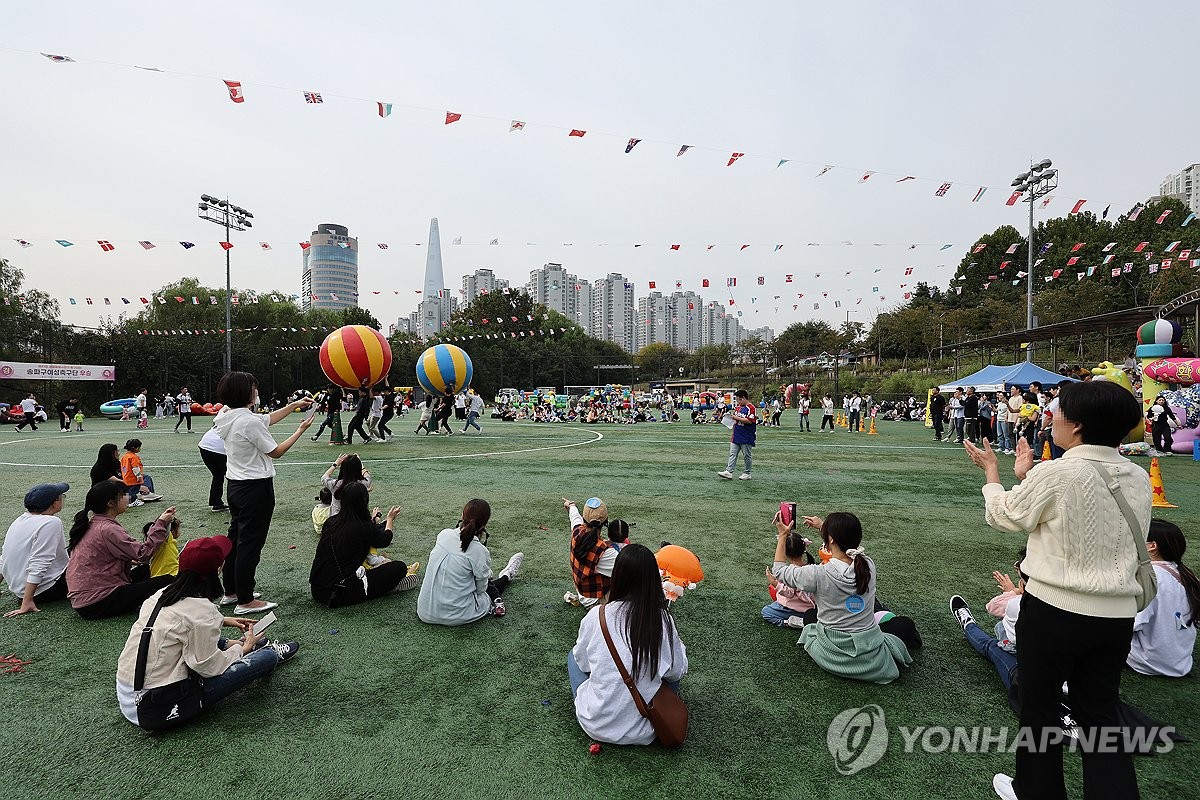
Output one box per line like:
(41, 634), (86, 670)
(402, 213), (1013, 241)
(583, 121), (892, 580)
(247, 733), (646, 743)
(2, 196), (1196, 408)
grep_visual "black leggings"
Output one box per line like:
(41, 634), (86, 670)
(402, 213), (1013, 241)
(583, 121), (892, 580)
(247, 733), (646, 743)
(75, 575), (175, 619)
(199, 447), (227, 508)
(223, 478), (275, 603)
(378, 410), (394, 438)
(821, 415), (835, 430)
(487, 575), (511, 600)
(325, 560), (409, 608)
(347, 413), (370, 444)
(1152, 422), (1174, 453)
(175, 412), (192, 431)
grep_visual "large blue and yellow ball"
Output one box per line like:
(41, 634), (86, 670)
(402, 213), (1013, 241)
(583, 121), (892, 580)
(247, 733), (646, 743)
(416, 344), (474, 397)
(319, 325), (393, 389)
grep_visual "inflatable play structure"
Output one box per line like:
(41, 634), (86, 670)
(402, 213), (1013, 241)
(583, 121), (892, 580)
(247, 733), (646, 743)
(99, 398), (137, 419)
(1136, 318), (1200, 455)
(782, 383), (810, 408)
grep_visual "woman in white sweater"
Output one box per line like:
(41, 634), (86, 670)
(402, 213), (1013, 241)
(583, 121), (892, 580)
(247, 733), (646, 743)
(964, 381), (1149, 800)
(568, 544), (688, 745)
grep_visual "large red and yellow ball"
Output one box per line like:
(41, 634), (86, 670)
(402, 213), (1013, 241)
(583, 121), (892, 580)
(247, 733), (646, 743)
(319, 325), (393, 389)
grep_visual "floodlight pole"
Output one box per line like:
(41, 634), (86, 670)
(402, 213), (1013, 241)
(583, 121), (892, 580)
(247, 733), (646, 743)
(1012, 159), (1058, 362)
(198, 195), (253, 373)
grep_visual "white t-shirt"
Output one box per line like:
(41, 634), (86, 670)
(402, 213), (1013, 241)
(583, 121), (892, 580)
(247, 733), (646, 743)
(570, 600), (688, 745)
(136, 393), (147, 410)
(198, 426), (226, 455)
(0, 512), (68, 596)
(850, 397), (862, 412)
(455, 394), (467, 409)
(1127, 562), (1196, 678)
(20, 398), (36, 413)
(213, 407), (277, 480)
(371, 396), (384, 416)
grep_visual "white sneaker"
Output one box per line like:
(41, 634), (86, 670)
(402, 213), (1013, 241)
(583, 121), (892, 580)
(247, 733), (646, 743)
(992, 774), (1017, 800)
(716, 470), (734, 480)
(783, 616), (805, 629)
(140, 492), (163, 502)
(219, 591), (261, 605)
(738, 473), (752, 480)
(129, 498), (144, 507)
(564, 591), (582, 607)
(499, 552), (525, 581)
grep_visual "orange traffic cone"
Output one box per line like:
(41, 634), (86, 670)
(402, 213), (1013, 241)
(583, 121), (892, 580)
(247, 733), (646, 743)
(867, 417), (878, 435)
(1149, 457), (1178, 509)
(1041, 439), (1052, 461)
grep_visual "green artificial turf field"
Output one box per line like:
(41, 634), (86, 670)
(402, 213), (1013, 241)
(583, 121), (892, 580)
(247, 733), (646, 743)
(1, 416), (1196, 799)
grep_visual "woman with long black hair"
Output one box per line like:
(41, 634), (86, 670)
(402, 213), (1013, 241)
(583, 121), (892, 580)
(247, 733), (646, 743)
(417, 499), (524, 624)
(115, 535), (299, 730)
(309, 482), (418, 607)
(65, 480), (176, 619)
(212, 371), (313, 615)
(568, 544), (688, 745)
(89, 443), (122, 486)
(1127, 519), (1200, 677)
(320, 453), (371, 516)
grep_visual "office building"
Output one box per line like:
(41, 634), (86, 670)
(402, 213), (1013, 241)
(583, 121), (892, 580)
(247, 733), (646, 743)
(301, 223), (358, 311)
(415, 218), (457, 333)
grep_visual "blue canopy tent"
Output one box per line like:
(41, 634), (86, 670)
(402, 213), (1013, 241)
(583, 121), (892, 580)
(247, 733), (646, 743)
(939, 363), (1079, 394)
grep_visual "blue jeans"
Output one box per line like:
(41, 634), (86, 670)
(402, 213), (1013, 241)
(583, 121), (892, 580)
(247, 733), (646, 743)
(727, 443), (752, 474)
(995, 419), (1013, 451)
(463, 410), (481, 431)
(567, 652), (681, 699)
(202, 638), (282, 706)
(761, 601), (803, 627)
(126, 474), (155, 501)
(963, 621), (1018, 692)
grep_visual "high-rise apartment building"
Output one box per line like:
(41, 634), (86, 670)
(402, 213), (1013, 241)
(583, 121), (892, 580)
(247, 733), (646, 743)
(527, 263), (594, 331)
(667, 291), (703, 352)
(301, 223), (358, 311)
(635, 291), (669, 351)
(462, 268), (510, 303)
(700, 302), (740, 348)
(1158, 163), (1200, 215)
(592, 272), (635, 352)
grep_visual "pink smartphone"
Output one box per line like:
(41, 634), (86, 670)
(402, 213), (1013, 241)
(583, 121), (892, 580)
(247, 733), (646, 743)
(779, 501), (797, 527)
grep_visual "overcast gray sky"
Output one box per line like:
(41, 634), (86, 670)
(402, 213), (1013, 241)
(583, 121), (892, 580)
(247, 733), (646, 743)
(2, 1), (1195, 334)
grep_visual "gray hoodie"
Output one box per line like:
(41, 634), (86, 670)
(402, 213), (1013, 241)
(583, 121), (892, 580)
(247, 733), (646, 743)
(773, 556), (877, 632)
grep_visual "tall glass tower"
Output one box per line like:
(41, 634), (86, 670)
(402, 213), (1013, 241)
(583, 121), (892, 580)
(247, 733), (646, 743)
(301, 223), (358, 311)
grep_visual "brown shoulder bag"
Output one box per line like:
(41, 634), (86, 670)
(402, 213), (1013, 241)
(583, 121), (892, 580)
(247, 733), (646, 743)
(598, 603), (688, 748)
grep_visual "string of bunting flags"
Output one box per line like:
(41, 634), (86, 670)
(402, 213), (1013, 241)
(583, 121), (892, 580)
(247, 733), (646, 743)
(10, 44), (1148, 214)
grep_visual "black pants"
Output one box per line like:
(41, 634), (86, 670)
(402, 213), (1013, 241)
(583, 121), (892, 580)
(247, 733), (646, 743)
(347, 412), (370, 443)
(1152, 422), (1174, 453)
(771, 411), (782, 426)
(455, 406), (467, 420)
(1013, 592), (1137, 800)
(325, 560), (409, 608)
(35, 574), (70, 603)
(199, 447), (227, 508)
(438, 413), (453, 433)
(821, 415), (835, 430)
(223, 478), (275, 603)
(964, 417), (978, 443)
(932, 415), (944, 440)
(378, 410), (394, 438)
(16, 412), (37, 430)
(486, 575), (511, 600)
(174, 412), (192, 431)
(313, 410), (337, 438)
(75, 575), (174, 619)
(60, 413), (71, 430)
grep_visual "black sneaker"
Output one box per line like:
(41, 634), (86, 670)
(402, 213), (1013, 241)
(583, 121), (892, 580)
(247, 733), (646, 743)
(950, 595), (975, 629)
(210, 505), (229, 513)
(267, 641), (300, 662)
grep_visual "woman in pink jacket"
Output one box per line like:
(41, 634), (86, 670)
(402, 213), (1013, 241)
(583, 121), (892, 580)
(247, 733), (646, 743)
(66, 480), (176, 619)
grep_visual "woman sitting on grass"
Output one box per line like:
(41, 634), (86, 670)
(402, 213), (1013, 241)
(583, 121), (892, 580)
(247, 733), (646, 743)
(1127, 520), (1199, 678)
(416, 499), (524, 624)
(321, 453), (371, 516)
(90, 443), (122, 486)
(568, 544), (688, 745)
(770, 511), (912, 684)
(66, 481), (176, 620)
(309, 483), (419, 608)
(116, 535), (299, 730)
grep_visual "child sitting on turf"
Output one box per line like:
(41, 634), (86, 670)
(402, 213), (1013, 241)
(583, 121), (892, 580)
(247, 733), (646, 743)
(608, 520), (631, 552)
(562, 497), (618, 608)
(762, 531), (816, 628)
(144, 517), (183, 578)
(73, 410), (85, 431)
(312, 487), (333, 534)
(771, 511), (912, 683)
(120, 439), (162, 507)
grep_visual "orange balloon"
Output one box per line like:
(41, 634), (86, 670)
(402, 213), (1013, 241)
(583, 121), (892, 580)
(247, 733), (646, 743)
(656, 545), (704, 585)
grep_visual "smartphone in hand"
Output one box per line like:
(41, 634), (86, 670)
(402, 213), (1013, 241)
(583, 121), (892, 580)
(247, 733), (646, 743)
(779, 501), (797, 528)
(252, 611), (277, 636)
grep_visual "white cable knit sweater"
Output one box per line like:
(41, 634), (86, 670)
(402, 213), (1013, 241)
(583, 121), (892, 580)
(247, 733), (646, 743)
(981, 444), (1151, 618)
